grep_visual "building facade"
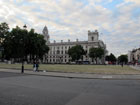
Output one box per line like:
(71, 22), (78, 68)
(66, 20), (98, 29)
(42, 26), (107, 64)
(128, 48), (140, 64)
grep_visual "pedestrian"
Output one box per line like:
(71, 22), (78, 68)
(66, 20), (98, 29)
(121, 62), (123, 67)
(36, 62), (39, 72)
(33, 62), (36, 72)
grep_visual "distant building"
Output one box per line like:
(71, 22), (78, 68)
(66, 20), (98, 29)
(42, 26), (107, 64)
(128, 48), (140, 64)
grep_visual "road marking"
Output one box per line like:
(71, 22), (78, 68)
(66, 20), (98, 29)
(102, 76), (112, 79)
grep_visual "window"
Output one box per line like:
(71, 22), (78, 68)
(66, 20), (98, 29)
(92, 37), (94, 41)
(57, 50), (60, 54)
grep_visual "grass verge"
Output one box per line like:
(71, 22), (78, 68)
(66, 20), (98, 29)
(0, 63), (139, 74)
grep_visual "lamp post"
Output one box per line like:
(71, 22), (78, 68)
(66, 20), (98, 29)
(0, 47), (4, 61)
(21, 24), (27, 73)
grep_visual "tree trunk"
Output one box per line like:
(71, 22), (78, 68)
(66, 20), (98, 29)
(95, 58), (97, 64)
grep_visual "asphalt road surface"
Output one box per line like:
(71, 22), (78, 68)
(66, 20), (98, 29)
(0, 71), (140, 105)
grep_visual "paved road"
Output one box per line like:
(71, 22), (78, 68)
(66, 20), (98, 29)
(1, 68), (140, 79)
(0, 71), (140, 105)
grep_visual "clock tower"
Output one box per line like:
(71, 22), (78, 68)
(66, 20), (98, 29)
(43, 26), (50, 43)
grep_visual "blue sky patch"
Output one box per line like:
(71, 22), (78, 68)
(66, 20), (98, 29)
(96, 0), (124, 10)
(131, 7), (140, 19)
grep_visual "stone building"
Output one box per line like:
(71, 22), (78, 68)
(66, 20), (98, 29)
(42, 26), (107, 64)
(128, 48), (140, 64)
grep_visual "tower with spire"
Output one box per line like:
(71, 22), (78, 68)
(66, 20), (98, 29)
(42, 26), (50, 43)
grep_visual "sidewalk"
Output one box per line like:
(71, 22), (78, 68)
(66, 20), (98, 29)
(0, 68), (140, 80)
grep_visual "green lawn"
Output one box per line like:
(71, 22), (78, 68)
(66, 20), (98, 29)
(0, 63), (139, 74)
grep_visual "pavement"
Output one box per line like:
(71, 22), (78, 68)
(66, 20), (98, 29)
(0, 66), (140, 80)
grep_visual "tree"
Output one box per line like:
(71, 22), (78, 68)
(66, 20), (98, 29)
(3, 26), (27, 60)
(26, 29), (49, 62)
(118, 55), (128, 64)
(106, 53), (116, 64)
(68, 45), (85, 62)
(3, 26), (49, 63)
(33, 33), (49, 60)
(89, 47), (104, 64)
(0, 22), (9, 60)
(0, 22), (9, 44)
(105, 55), (110, 61)
(110, 53), (117, 63)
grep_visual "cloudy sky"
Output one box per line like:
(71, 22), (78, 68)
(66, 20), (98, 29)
(0, 0), (140, 56)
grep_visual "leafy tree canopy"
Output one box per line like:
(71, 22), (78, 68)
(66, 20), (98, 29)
(118, 55), (128, 64)
(68, 45), (85, 61)
(0, 22), (9, 38)
(89, 47), (104, 58)
(2, 24), (49, 62)
(89, 47), (104, 64)
(105, 53), (117, 62)
(0, 22), (9, 46)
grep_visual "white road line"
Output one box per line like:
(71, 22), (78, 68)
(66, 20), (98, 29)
(102, 76), (112, 78)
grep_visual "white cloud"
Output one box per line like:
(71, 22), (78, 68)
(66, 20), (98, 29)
(0, 0), (140, 56)
(125, 0), (140, 4)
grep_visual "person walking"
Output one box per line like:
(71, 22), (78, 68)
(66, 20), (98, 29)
(36, 62), (39, 72)
(121, 62), (123, 67)
(33, 62), (36, 72)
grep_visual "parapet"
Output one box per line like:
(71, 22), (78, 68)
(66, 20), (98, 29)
(88, 30), (98, 35)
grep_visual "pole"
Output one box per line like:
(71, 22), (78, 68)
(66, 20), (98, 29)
(21, 58), (24, 73)
(21, 24), (27, 73)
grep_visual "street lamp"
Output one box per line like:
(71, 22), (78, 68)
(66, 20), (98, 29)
(21, 24), (27, 73)
(23, 24), (27, 29)
(0, 47), (4, 61)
